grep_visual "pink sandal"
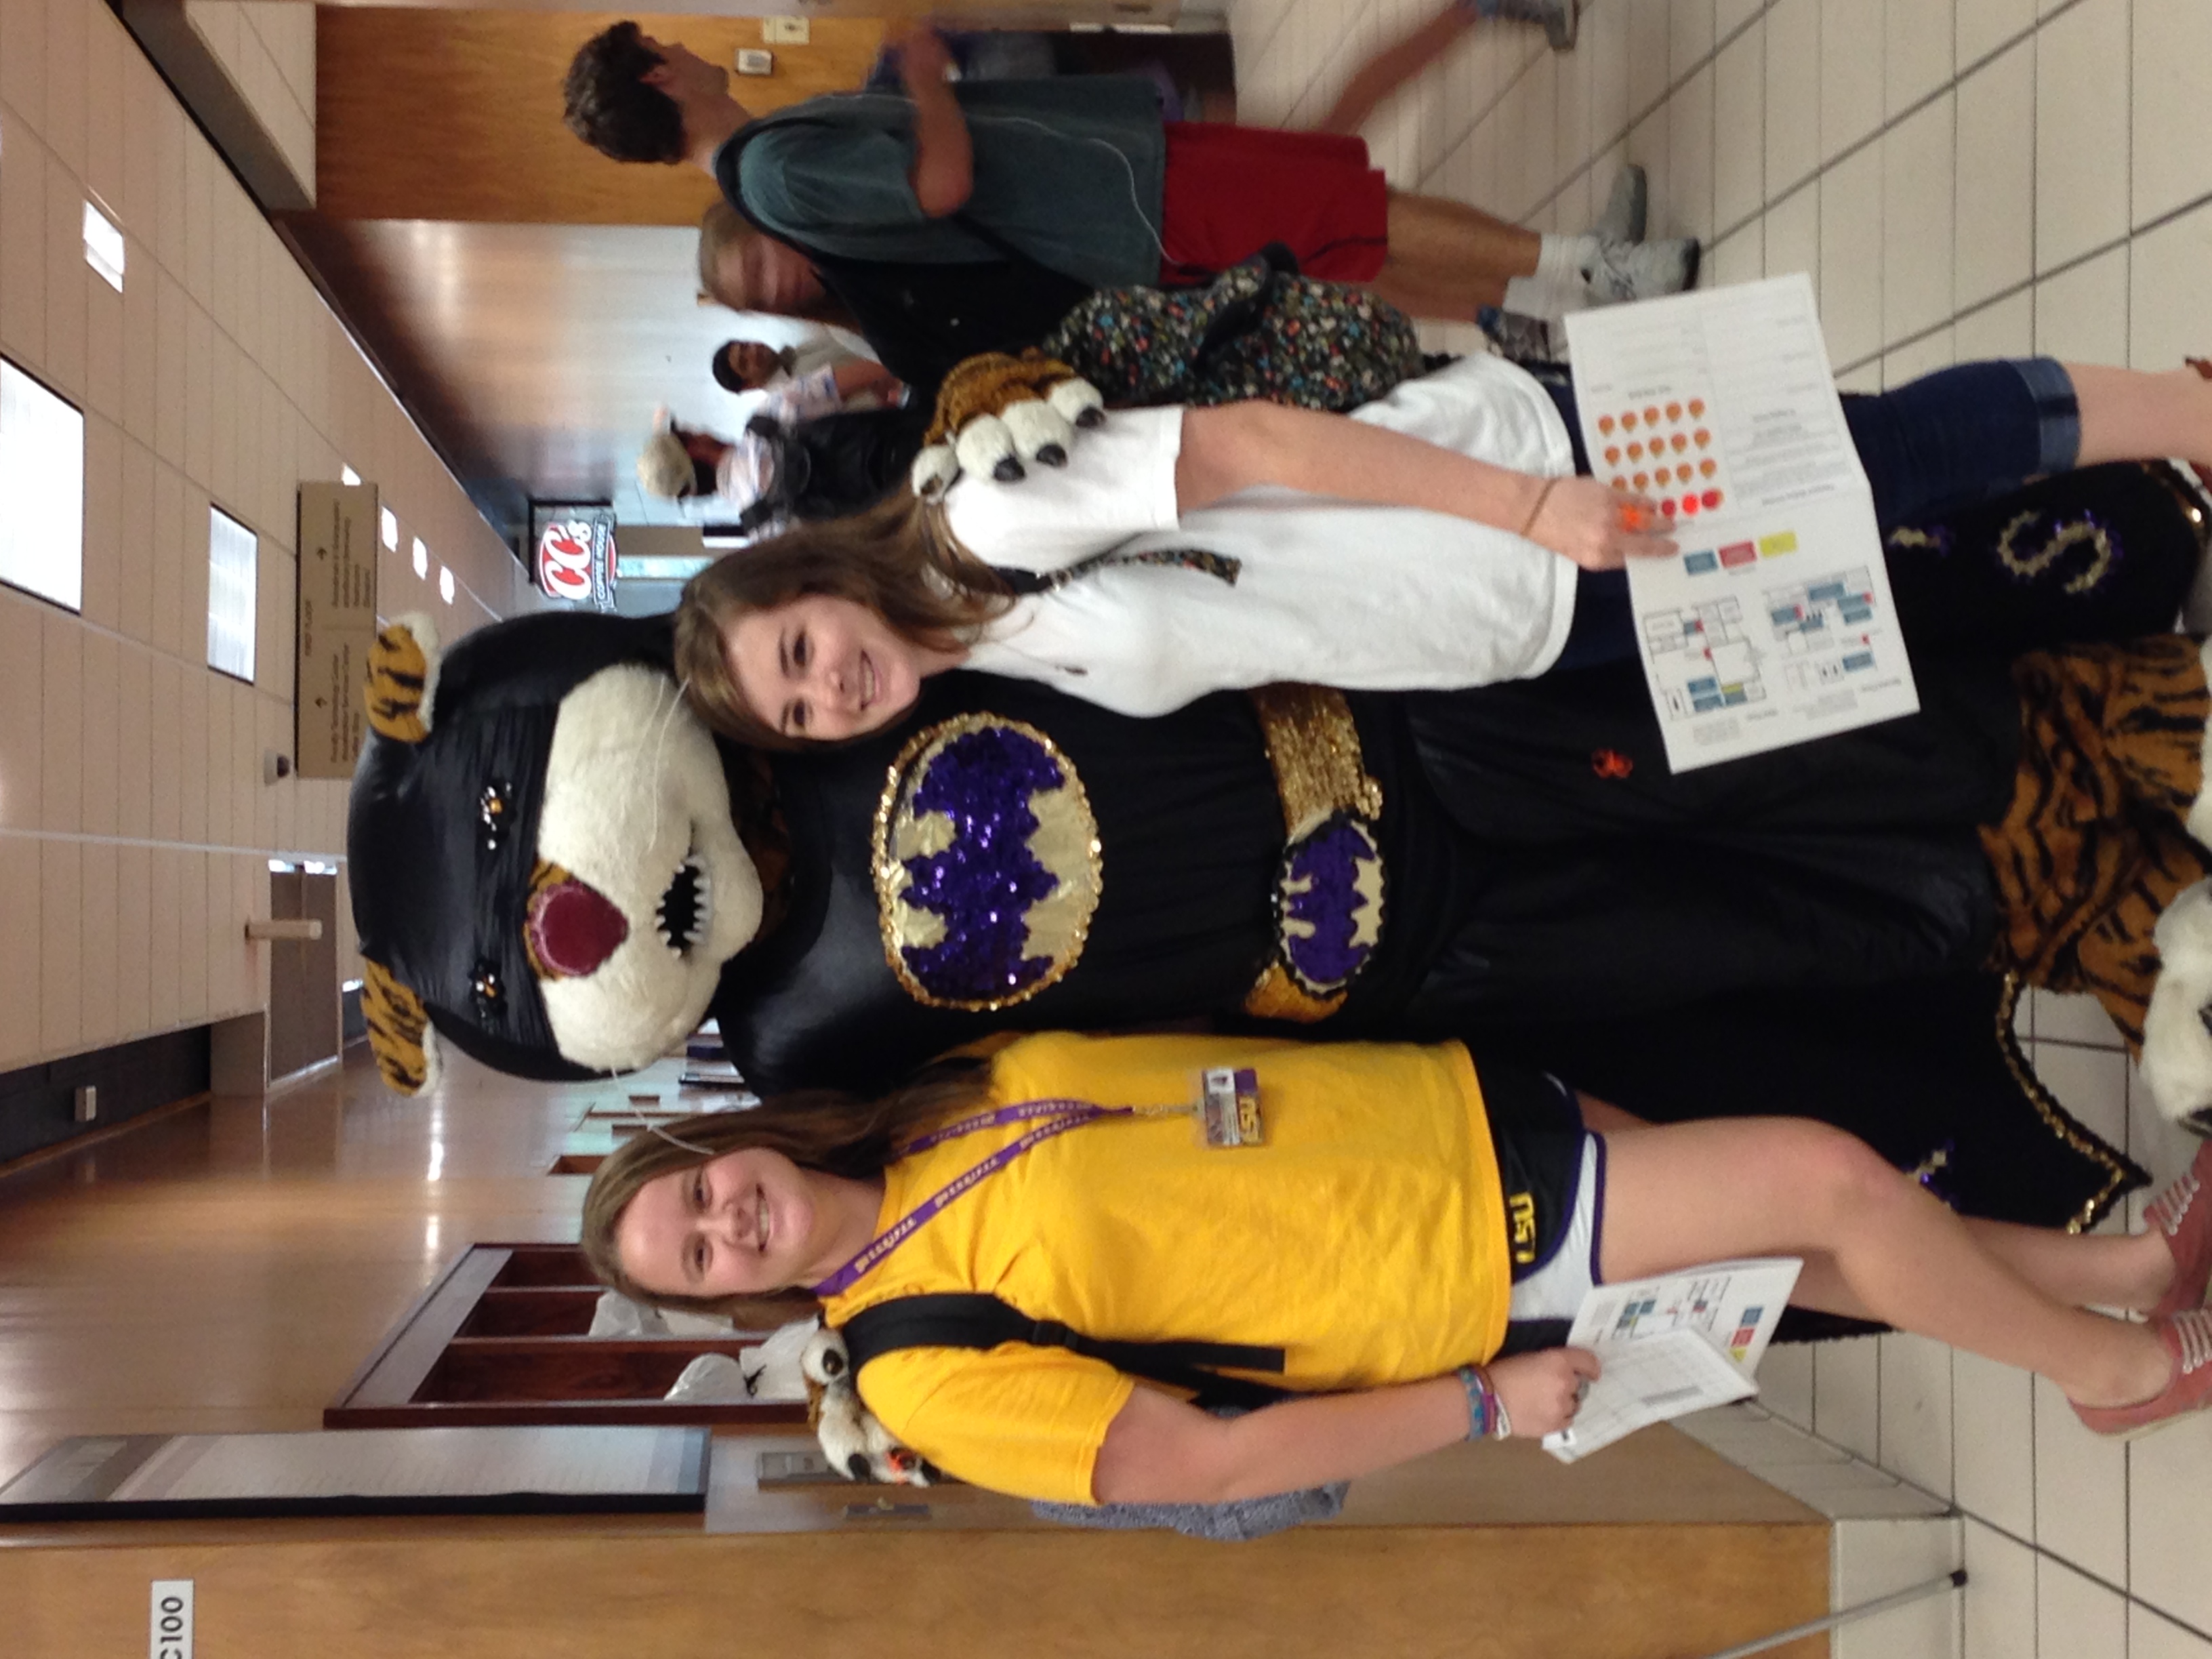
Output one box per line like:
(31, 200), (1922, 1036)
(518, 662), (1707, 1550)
(2148, 1141), (2212, 1320)
(2071, 1309), (2212, 1439)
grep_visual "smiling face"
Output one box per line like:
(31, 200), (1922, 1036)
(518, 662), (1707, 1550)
(722, 594), (934, 742)
(723, 342), (783, 388)
(617, 1147), (832, 1299)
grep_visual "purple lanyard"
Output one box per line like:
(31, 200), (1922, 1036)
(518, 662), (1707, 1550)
(811, 1099), (1127, 1298)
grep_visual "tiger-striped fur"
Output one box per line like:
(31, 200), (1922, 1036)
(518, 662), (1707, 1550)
(1980, 635), (2212, 1057)
(365, 615), (440, 743)
(362, 957), (440, 1095)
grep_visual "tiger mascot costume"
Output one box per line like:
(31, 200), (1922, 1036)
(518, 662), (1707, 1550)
(350, 459), (2212, 1216)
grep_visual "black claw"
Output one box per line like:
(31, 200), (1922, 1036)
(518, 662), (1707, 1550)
(1034, 444), (1067, 468)
(846, 1453), (873, 1481)
(992, 455), (1027, 483)
(1075, 406), (1106, 429)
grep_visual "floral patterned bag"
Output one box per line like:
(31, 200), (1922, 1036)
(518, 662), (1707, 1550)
(1038, 243), (1431, 413)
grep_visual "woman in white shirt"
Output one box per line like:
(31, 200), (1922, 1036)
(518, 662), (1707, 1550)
(673, 351), (2212, 743)
(712, 336), (905, 416)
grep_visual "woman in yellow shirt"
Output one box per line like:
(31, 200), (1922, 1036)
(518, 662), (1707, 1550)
(581, 1032), (2212, 1504)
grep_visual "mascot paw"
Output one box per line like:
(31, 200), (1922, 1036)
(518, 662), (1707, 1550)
(802, 1326), (938, 1486)
(2143, 878), (2212, 1128)
(919, 350), (1104, 493)
(911, 443), (962, 501)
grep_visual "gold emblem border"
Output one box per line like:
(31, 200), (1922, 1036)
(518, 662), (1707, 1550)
(870, 712), (1105, 1012)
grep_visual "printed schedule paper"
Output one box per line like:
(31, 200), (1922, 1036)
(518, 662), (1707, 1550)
(1563, 275), (1919, 771)
(1541, 1256), (1803, 1463)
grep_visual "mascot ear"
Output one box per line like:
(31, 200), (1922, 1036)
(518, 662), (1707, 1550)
(365, 614), (443, 743)
(362, 958), (444, 1096)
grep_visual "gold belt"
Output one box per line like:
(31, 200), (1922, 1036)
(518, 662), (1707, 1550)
(1242, 684), (1385, 1023)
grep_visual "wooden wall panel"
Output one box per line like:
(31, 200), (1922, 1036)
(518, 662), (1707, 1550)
(315, 9), (888, 224)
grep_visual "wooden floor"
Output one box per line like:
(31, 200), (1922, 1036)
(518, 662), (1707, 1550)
(0, 1045), (613, 1486)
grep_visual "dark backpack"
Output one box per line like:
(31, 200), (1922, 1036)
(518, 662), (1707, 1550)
(733, 405), (933, 535)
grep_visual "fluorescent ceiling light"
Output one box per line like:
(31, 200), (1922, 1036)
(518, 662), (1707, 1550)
(206, 506), (257, 682)
(340, 465), (361, 487)
(0, 359), (84, 611)
(380, 506), (397, 551)
(412, 536), (428, 578)
(82, 201), (123, 291)
(438, 565), (455, 605)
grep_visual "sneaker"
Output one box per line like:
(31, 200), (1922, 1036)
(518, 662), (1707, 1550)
(2071, 1308), (2212, 1439)
(1584, 237), (1701, 304)
(1491, 0), (1578, 50)
(1591, 165), (1648, 245)
(2148, 1141), (2212, 1319)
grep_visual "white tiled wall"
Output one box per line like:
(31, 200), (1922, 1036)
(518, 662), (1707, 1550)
(1224, 0), (2212, 1652)
(182, 1), (316, 204)
(0, 0), (532, 1079)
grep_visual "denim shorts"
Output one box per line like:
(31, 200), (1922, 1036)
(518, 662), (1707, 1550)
(1541, 356), (2085, 672)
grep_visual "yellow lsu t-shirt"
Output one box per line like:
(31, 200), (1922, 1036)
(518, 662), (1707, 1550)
(819, 1031), (1512, 1505)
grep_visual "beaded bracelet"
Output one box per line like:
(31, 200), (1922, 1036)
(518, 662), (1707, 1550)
(1456, 1364), (1490, 1439)
(1456, 1364), (1512, 1441)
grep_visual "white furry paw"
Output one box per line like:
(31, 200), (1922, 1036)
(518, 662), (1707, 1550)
(953, 413), (1024, 483)
(2143, 879), (2212, 1126)
(910, 442), (960, 500)
(1047, 375), (1105, 431)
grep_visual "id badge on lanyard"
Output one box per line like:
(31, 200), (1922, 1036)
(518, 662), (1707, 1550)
(1197, 1067), (1264, 1148)
(814, 1067), (1269, 1298)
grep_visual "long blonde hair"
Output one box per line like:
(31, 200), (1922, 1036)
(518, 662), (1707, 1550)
(674, 493), (1013, 750)
(579, 1061), (993, 1320)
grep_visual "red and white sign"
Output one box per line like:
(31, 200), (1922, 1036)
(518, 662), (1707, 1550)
(532, 508), (617, 610)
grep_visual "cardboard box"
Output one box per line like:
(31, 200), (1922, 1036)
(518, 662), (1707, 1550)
(295, 483), (381, 779)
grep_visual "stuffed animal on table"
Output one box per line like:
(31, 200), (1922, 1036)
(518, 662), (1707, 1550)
(801, 1324), (938, 1486)
(909, 349), (1105, 499)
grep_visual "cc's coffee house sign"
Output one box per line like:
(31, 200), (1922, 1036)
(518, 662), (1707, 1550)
(532, 505), (618, 611)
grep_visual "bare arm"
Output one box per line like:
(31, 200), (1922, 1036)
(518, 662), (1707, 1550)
(1317, 1), (1480, 136)
(894, 26), (974, 217)
(833, 359), (903, 403)
(1091, 1349), (1600, 1504)
(1174, 401), (1677, 573)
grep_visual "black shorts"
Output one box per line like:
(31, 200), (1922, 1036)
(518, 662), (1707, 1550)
(1473, 1057), (1587, 1285)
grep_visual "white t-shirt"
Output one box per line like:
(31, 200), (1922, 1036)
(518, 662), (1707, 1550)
(941, 354), (1582, 718)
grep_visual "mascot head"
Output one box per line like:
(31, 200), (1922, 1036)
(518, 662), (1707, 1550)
(346, 613), (764, 1094)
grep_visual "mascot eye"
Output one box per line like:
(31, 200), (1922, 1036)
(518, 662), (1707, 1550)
(478, 782), (514, 851)
(470, 960), (505, 1023)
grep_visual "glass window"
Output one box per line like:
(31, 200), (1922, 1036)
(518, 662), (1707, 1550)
(0, 360), (85, 611)
(207, 507), (258, 682)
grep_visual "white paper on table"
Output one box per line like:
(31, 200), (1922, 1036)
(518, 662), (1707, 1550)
(1540, 1256), (1803, 1463)
(1562, 275), (1919, 772)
